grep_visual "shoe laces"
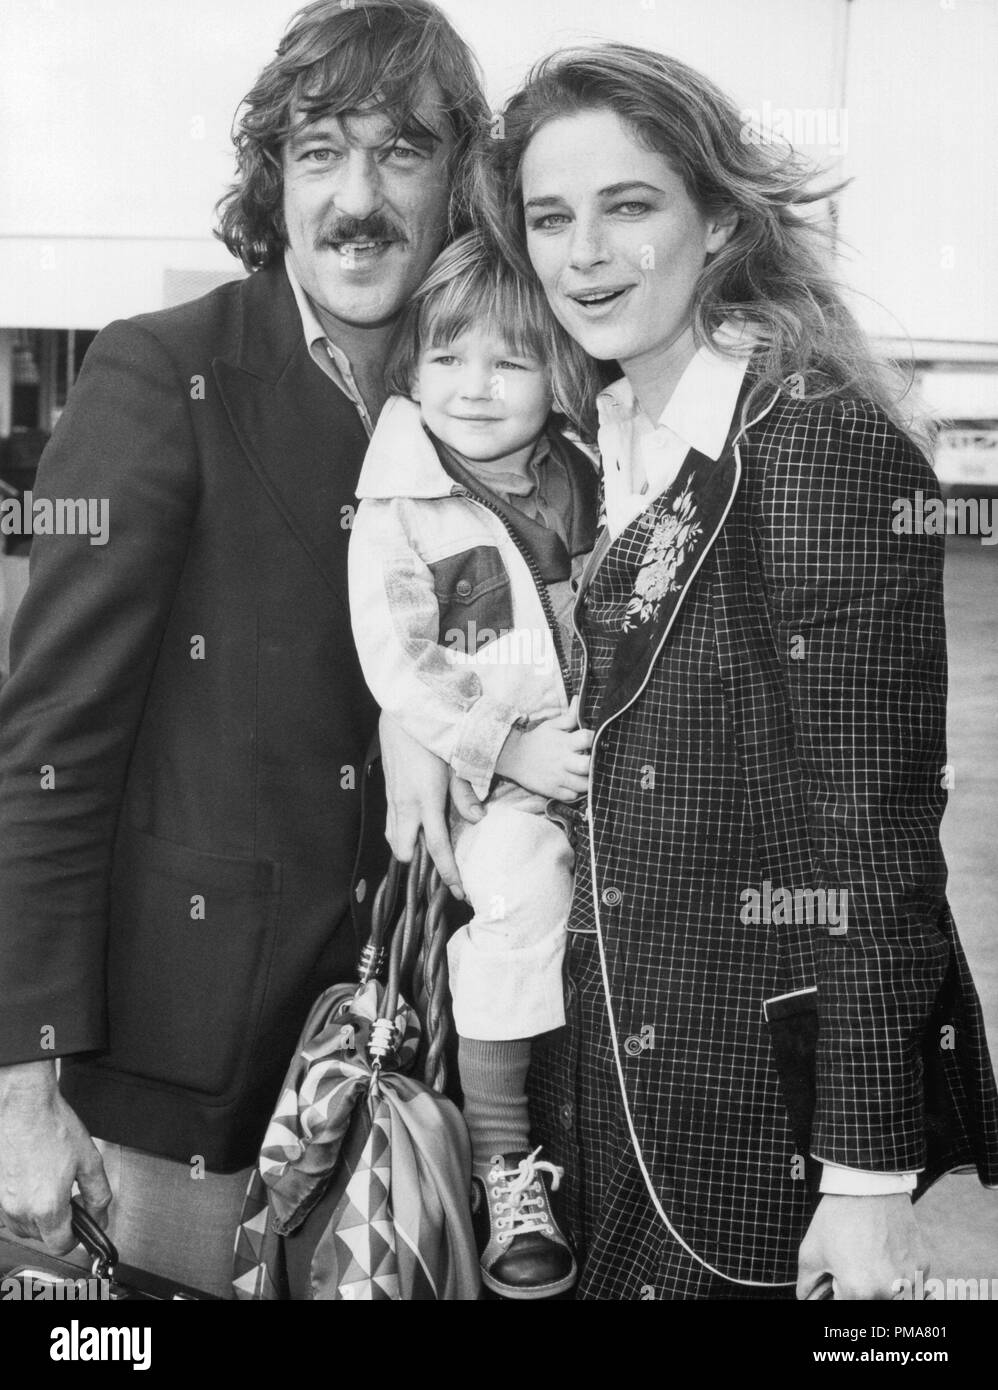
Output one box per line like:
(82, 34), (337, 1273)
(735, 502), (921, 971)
(487, 1147), (564, 1242)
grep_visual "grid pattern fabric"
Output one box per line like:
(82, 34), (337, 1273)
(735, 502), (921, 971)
(528, 393), (998, 1298)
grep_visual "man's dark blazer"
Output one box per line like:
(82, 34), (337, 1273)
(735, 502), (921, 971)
(0, 263), (388, 1171)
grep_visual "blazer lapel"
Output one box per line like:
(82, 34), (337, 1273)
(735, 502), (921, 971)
(595, 443), (741, 725)
(213, 265), (370, 610)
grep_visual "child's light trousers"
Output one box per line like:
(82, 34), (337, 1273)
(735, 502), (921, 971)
(447, 779), (574, 1041)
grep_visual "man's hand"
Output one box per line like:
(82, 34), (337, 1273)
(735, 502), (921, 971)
(379, 711), (484, 899)
(797, 1194), (930, 1299)
(0, 1060), (112, 1255)
(495, 700), (594, 802)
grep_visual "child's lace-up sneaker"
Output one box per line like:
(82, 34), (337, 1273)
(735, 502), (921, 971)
(470, 1147), (577, 1299)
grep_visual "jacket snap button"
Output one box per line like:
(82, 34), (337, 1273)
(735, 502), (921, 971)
(601, 885), (622, 908)
(354, 879), (367, 904)
(560, 1102), (574, 1130)
(455, 579), (473, 597)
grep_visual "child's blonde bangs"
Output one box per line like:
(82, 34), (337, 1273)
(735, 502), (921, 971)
(385, 230), (601, 439)
(419, 261), (548, 364)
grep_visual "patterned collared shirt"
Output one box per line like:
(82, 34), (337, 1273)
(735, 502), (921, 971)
(596, 320), (754, 540)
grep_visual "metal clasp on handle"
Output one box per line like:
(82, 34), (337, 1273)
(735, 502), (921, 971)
(368, 1016), (399, 1066)
(70, 1197), (118, 1286)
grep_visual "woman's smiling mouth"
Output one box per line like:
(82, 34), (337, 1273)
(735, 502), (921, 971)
(567, 285), (633, 312)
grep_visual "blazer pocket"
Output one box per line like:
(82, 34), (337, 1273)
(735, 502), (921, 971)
(763, 986), (819, 1158)
(428, 545), (513, 653)
(100, 825), (282, 1098)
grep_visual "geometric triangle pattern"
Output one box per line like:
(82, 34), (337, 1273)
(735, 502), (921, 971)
(231, 978), (481, 1300)
(329, 1096), (399, 1300)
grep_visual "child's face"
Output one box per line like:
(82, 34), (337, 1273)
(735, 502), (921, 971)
(413, 327), (552, 468)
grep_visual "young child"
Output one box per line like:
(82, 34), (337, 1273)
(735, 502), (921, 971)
(348, 231), (601, 1299)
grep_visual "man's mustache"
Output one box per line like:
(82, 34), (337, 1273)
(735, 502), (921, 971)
(315, 216), (406, 249)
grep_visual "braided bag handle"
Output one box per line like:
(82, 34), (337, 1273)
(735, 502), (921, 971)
(361, 834), (453, 1094)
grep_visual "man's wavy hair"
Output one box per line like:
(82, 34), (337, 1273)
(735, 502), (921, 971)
(216, 0), (489, 270)
(385, 230), (602, 439)
(471, 43), (927, 448)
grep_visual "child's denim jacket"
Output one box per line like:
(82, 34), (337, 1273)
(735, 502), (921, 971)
(348, 395), (598, 801)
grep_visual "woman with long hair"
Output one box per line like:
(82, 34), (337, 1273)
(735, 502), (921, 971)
(447, 42), (998, 1299)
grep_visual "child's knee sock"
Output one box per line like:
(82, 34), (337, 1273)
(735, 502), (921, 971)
(457, 1036), (532, 1168)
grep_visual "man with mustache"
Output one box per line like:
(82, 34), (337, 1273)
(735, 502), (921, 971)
(0, 0), (487, 1298)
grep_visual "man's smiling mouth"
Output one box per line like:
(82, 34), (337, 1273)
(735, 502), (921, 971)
(329, 239), (396, 259)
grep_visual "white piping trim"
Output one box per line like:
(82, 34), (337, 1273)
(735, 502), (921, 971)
(583, 388), (796, 1286)
(763, 986), (819, 1018)
(765, 988), (818, 1004)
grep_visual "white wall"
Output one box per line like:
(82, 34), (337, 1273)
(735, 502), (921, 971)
(0, 0), (845, 325)
(835, 0), (998, 344)
(444, 0), (847, 113)
(0, 0), (995, 344)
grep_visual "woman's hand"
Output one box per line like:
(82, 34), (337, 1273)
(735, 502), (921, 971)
(797, 1194), (930, 1300)
(379, 711), (484, 899)
(495, 698), (594, 801)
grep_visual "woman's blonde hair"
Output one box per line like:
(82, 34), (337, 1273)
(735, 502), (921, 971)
(385, 230), (603, 438)
(470, 42), (926, 447)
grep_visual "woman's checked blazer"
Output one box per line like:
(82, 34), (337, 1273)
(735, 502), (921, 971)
(529, 381), (998, 1292)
